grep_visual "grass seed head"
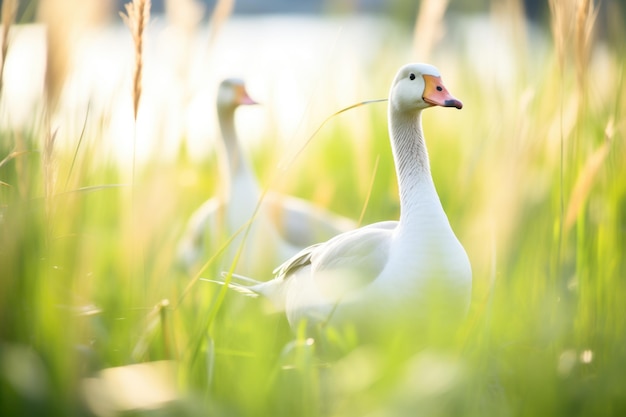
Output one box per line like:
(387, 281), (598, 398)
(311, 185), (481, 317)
(120, 0), (152, 121)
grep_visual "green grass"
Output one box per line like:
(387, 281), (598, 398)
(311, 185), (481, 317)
(1, 3), (626, 417)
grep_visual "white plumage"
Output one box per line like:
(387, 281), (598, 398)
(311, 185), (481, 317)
(177, 78), (355, 276)
(218, 64), (472, 337)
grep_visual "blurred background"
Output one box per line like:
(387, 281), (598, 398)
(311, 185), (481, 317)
(1, 0), (622, 164)
(1, 0), (625, 416)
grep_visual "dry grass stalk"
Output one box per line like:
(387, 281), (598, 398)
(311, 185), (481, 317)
(548, 0), (575, 71)
(43, 128), (58, 229)
(14, 133), (29, 197)
(207, 0), (234, 51)
(43, 31), (70, 112)
(37, 0), (76, 229)
(38, 0), (76, 112)
(564, 118), (615, 232)
(39, 0), (103, 110)
(574, 0), (598, 102)
(120, 0), (151, 121)
(0, 0), (18, 95)
(412, 0), (449, 61)
(0, 133), (30, 198)
(548, 0), (597, 80)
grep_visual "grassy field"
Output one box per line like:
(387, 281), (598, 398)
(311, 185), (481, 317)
(1, 0), (625, 416)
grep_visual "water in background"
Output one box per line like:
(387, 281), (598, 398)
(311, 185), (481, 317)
(0, 13), (551, 166)
(1, 15), (407, 165)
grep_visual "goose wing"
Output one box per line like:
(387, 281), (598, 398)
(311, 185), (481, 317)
(275, 221), (397, 298)
(264, 193), (356, 247)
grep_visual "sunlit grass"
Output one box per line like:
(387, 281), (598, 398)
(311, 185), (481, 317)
(1, 0), (626, 416)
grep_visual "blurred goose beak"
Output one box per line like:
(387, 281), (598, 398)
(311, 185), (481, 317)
(236, 85), (259, 106)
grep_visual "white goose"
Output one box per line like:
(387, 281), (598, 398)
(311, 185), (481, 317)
(220, 64), (472, 337)
(178, 78), (355, 276)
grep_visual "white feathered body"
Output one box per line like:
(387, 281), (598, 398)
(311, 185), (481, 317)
(217, 64), (472, 336)
(177, 79), (355, 276)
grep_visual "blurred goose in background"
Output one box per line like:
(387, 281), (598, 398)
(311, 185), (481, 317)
(178, 78), (355, 276)
(218, 64), (472, 337)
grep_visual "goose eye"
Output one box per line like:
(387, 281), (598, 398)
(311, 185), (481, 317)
(436, 86), (443, 91)
(409, 73), (416, 80)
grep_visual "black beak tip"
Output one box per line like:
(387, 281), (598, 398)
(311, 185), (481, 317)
(445, 99), (463, 109)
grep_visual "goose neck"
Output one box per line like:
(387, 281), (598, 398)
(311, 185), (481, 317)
(218, 105), (245, 175)
(389, 109), (440, 224)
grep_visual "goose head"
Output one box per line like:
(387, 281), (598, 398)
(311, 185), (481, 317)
(390, 63), (462, 113)
(217, 78), (258, 111)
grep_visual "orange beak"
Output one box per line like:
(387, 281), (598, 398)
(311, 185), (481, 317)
(236, 85), (258, 106)
(422, 75), (462, 109)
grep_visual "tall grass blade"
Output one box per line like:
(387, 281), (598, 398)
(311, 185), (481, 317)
(564, 118), (614, 232)
(356, 154), (379, 227)
(64, 102), (90, 190)
(574, 0), (598, 103)
(120, 0), (151, 123)
(278, 98), (388, 172)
